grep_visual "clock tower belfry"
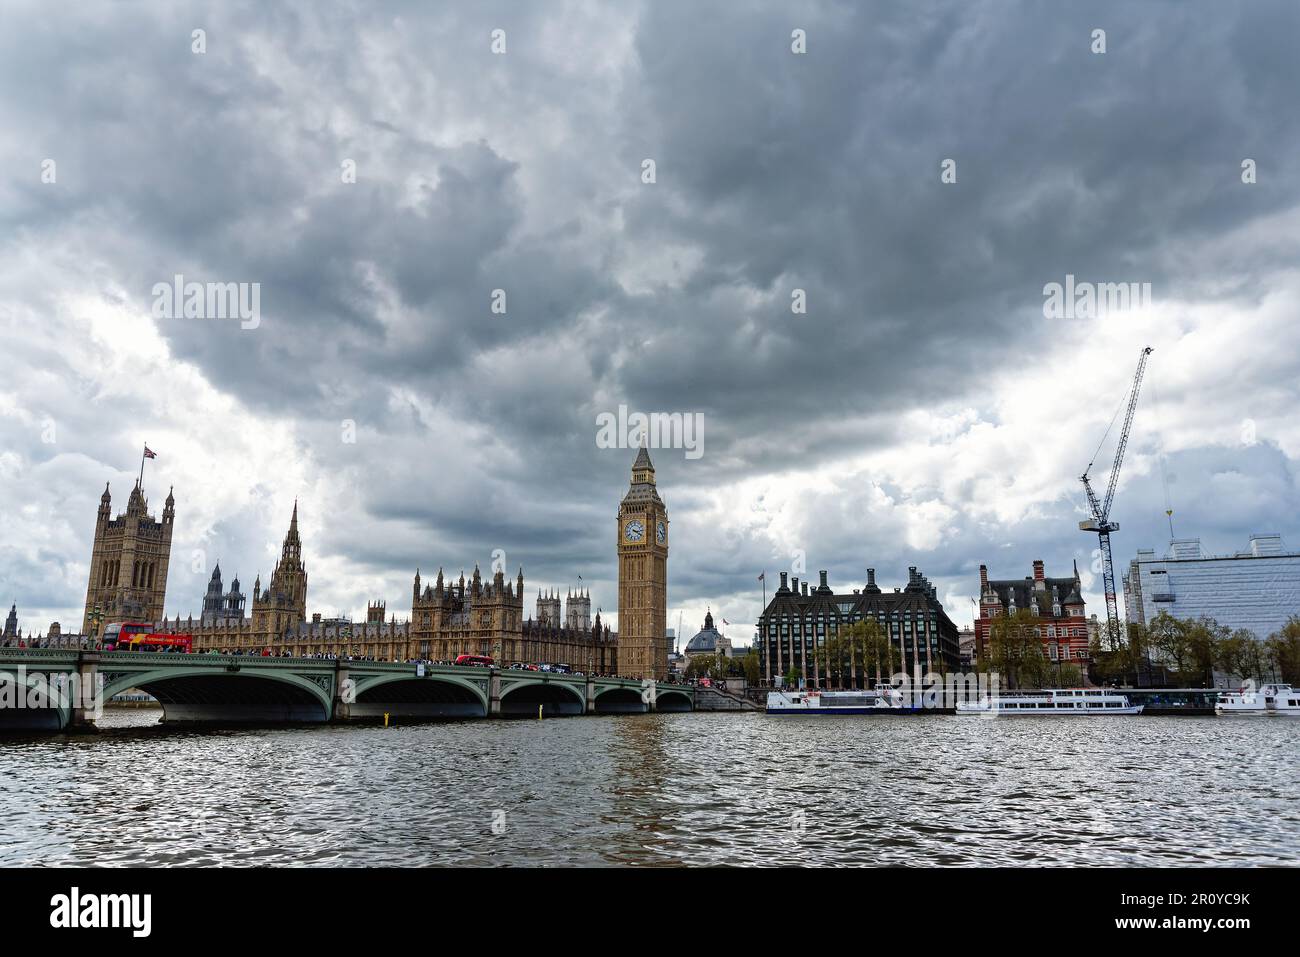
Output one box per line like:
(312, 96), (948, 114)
(616, 444), (668, 679)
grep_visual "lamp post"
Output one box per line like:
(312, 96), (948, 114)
(87, 604), (106, 648)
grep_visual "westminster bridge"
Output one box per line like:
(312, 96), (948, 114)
(0, 649), (695, 732)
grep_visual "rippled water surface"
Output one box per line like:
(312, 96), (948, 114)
(1, 710), (1295, 866)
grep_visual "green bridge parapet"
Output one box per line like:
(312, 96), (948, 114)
(0, 650), (694, 731)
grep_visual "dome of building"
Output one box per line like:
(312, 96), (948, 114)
(685, 610), (726, 654)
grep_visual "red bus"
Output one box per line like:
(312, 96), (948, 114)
(103, 622), (192, 653)
(101, 622), (153, 650)
(454, 654), (494, 668)
(121, 633), (192, 653)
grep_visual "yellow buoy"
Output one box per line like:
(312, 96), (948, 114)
(384, 712), (390, 727)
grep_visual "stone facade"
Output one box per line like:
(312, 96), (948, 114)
(79, 455), (656, 670)
(201, 564), (247, 626)
(251, 501), (308, 640)
(758, 567), (963, 686)
(154, 504), (618, 668)
(408, 566), (617, 671)
(82, 481), (175, 635)
(616, 446), (669, 679)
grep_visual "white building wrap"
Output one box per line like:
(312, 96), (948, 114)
(1123, 534), (1300, 639)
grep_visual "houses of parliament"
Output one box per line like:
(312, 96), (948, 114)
(79, 448), (671, 679)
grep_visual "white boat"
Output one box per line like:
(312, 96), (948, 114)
(1215, 683), (1300, 716)
(956, 688), (1143, 716)
(766, 686), (918, 715)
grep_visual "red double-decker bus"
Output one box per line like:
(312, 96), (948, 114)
(103, 622), (192, 653)
(121, 633), (192, 653)
(101, 622), (152, 650)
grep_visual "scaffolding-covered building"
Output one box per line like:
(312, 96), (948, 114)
(1123, 534), (1300, 639)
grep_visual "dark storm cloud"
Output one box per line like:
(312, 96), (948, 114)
(2, 0), (1299, 626)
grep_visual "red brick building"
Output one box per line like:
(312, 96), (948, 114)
(975, 560), (1089, 668)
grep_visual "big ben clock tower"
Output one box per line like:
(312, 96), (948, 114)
(617, 444), (668, 679)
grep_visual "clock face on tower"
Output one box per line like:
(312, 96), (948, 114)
(656, 520), (666, 544)
(624, 520), (645, 542)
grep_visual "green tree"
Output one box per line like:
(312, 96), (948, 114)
(984, 610), (1051, 689)
(1089, 617), (1139, 685)
(1148, 611), (1190, 678)
(1125, 619), (1156, 686)
(684, 654), (719, 680)
(1239, 634), (1268, 683)
(1266, 616), (1300, 684)
(1183, 617), (1226, 687)
(741, 650), (760, 685)
(1046, 662), (1083, 688)
(814, 633), (847, 689)
(1148, 612), (1229, 686)
(1216, 629), (1262, 682)
(848, 618), (896, 685)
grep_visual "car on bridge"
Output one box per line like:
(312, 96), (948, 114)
(454, 654), (494, 668)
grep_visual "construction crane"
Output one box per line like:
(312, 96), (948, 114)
(1080, 346), (1154, 640)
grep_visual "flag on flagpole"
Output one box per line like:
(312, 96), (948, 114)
(757, 572), (765, 582)
(722, 618), (730, 626)
(143, 446), (157, 459)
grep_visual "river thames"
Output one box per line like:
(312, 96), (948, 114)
(0, 711), (1294, 867)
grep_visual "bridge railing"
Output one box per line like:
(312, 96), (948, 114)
(0, 649), (693, 694)
(0, 648), (82, 659)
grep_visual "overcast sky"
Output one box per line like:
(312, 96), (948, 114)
(2, 0), (1299, 643)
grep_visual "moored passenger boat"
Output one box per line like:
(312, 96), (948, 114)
(955, 688), (1142, 716)
(766, 686), (919, 715)
(1215, 683), (1300, 716)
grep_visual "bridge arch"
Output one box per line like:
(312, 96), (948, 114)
(654, 688), (693, 712)
(99, 667), (332, 724)
(0, 668), (76, 731)
(592, 685), (648, 714)
(349, 672), (488, 720)
(498, 678), (586, 716)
